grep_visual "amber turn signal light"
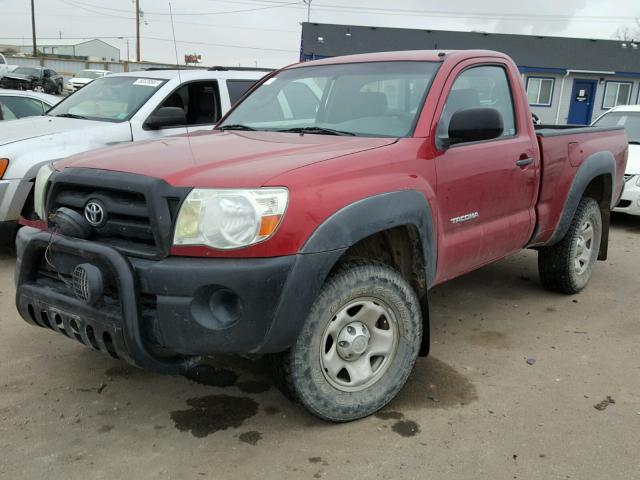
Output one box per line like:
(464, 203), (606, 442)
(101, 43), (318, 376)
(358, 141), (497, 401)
(0, 159), (8, 179)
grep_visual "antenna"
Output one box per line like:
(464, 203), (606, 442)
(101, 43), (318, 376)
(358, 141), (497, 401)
(169, 2), (188, 137)
(168, 1), (195, 161)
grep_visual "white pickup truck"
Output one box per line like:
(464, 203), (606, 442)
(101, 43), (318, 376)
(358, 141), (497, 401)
(0, 68), (267, 239)
(0, 53), (18, 77)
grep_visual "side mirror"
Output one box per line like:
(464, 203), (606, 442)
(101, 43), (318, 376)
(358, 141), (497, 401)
(145, 107), (186, 130)
(447, 107), (504, 147)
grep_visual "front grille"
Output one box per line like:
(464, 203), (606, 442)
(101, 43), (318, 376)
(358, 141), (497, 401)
(617, 199), (632, 208)
(52, 185), (157, 255)
(46, 169), (190, 259)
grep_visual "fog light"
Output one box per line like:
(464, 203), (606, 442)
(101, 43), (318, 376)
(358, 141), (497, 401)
(72, 263), (104, 305)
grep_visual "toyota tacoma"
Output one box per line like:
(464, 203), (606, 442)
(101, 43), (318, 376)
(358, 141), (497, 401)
(14, 50), (628, 422)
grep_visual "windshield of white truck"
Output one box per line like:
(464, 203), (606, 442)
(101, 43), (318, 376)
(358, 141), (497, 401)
(219, 61), (439, 137)
(47, 76), (167, 122)
(593, 111), (640, 143)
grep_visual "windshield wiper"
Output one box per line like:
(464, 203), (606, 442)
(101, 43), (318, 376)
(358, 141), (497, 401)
(54, 113), (87, 119)
(274, 126), (356, 136)
(218, 124), (256, 131)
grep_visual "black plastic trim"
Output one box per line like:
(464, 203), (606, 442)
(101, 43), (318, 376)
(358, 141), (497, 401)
(46, 168), (191, 259)
(301, 190), (437, 288)
(15, 227), (198, 374)
(546, 151), (616, 246)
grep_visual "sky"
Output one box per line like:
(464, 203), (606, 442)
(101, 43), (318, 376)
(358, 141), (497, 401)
(1, 0), (640, 68)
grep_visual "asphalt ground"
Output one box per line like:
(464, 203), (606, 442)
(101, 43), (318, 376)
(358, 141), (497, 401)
(1, 213), (639, 479)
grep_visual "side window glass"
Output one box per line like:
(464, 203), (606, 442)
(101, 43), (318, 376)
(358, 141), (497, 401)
(157, 84), (188, 128)
(227, 79), (258, 105)
(0, 102), (14, 120)
(0, 97), (43, 119)
(155, 81), (221, 127)
(187, 81), (220, 125)
(440, 65), (516, 143)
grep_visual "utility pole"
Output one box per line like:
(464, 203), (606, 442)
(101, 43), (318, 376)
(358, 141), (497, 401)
(135, 0), (141, 62)
(303, 0), (312, 23)
(30, 0), (37, 56)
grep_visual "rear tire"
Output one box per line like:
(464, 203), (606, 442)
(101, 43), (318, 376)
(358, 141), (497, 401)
(538, 197), (602, 294)
(271, 262), (422, 422)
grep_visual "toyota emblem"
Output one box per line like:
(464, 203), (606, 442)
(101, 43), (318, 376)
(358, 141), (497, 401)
(84, 200), (106, 227)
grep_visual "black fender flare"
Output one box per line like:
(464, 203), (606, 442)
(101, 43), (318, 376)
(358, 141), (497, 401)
(547, 151), (615, 248)
(301, 190), (437, 287)
(259, 190), (437, 355)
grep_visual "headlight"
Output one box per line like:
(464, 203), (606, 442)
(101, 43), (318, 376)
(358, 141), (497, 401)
(173, 188), (288, 249)
(34, 162), (56, 221)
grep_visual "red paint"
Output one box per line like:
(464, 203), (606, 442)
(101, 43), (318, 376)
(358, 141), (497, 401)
(55, 50), (628, 286)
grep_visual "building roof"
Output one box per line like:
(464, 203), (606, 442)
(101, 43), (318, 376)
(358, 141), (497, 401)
(301, 23), (640, 74)
(32, 38), (119, 50)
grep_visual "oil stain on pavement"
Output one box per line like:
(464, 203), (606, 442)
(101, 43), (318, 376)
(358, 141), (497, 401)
(170, 394), (259, 438)
(182, 365), (239, 387)
(375, 411), (420, 437)
(238, 430), (263, 445)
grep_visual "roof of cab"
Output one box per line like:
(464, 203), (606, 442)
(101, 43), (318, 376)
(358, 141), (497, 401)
(287, 49), (511, 69)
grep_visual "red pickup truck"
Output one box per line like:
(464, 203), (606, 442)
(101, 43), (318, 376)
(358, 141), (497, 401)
(15, 50), (627, 422)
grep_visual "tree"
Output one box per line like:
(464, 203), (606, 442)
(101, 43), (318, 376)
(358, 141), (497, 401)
(0, 45), (19, 55)
(613, 19), (640, 42)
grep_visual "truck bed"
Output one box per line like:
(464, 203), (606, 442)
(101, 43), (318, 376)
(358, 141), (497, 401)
(531, 125), (627, 245)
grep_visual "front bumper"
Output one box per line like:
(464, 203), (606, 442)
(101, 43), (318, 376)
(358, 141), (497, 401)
(613, 178), (640, 216)
(15, 227), (343, 374)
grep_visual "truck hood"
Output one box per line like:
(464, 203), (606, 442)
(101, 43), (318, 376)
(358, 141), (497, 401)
(0, 115), (110, 146)
(58, 130), (398, 187)
(627, 144), (640, 175)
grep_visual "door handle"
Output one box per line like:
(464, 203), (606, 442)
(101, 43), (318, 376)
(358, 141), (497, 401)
(516, 157), (534, 168)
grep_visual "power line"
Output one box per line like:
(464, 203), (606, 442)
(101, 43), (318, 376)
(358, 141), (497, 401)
(61, 0), (301, 16)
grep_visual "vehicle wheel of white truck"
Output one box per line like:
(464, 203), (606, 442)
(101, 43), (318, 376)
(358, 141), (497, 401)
(272, 262), (422, 422)
(538, 197), (602, 294)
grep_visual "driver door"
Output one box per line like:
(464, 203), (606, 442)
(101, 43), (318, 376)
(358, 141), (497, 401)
(434, 62), (538, 282)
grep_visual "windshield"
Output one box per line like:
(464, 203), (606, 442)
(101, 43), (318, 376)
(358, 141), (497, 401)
(77, 70), (106, 79)
(593, 111), (640, 143)
(48, 76), (166, 122)
(219, 61), (439, 137)
(12, 67), (41, 76)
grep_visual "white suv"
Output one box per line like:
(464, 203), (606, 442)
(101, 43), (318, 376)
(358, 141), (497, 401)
(0, 68), (268, 237)
(592, 105), (640, 216)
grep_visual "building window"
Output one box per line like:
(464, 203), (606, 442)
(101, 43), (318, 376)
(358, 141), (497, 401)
(603, 81), (632, 109)
(526, 77), (554, 106)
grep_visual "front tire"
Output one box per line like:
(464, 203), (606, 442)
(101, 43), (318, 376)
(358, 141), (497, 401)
(272, 262), (422, 422)
(538, 197), (602, 294)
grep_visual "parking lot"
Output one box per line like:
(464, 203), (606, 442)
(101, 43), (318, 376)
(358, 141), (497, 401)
(0, 214), (637, 480)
